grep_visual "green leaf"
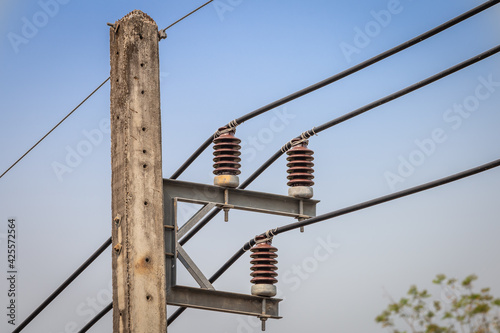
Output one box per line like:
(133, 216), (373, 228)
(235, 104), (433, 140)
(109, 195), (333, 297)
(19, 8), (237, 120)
(462, 274), (478, 287)
(471, 303), (490, 315)
(433, 274), (446, 284)
(492, 298), (500, 306)
(442, 312), (453, 319)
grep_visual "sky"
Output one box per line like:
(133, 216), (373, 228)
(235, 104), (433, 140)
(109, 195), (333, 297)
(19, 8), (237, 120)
(0, 0), (500, 332)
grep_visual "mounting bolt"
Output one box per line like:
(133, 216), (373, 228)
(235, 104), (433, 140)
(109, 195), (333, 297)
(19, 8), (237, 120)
(213, 126), (241, 188)
(260, 317), (267, 331)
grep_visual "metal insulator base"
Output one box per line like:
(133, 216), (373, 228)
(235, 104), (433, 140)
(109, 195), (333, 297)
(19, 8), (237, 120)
(251, 284), (277, 297)
(213, 127), (241, 177)
(214, 174), (239, 188)
(286, 140), (314, 190)
(288, 186), (314, 199)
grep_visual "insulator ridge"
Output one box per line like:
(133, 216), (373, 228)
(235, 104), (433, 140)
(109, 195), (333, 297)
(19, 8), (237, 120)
(286, 140), (314, 187)
(250, 236), (278, 297)
(213, 128), (241, 176)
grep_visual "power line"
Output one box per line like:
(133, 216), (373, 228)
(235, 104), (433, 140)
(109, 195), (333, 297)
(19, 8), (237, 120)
(240, 43), (500, 189)
(161, 0), (214, 32)
(180, 42), (500, 244)
(12, 238), (112, 333)
(0, 77), (110, 181)
(77, 302), (112, 333)
(167, 156), (500, 325)
(169, 0), (500, 179)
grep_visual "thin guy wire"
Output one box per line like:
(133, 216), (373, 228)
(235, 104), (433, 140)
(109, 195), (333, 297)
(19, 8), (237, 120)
(161, 0), (214, 32)
(0, 77), (110, 180)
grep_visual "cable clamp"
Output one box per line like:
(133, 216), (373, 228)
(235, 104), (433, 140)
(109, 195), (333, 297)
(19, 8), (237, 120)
(158, 29), (167, 40)
(254, 228), (277, 245)
(213, 119), (240, 139)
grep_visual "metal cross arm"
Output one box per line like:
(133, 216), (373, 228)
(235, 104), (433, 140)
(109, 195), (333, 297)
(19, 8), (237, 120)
(163, 179), (318, 328)
(163, 179), (319, 220)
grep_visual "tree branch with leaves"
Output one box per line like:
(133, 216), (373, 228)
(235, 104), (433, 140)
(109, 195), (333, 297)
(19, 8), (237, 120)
(375, 275), (500, 333)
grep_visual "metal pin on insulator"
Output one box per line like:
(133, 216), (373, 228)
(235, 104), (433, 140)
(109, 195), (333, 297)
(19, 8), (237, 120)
(213, 127), (241, 188)
(286, 139), (314, 199)
(250, 236), (278, 297)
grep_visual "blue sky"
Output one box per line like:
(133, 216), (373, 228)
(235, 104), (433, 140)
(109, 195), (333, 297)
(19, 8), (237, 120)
(1, 0), (500, 332)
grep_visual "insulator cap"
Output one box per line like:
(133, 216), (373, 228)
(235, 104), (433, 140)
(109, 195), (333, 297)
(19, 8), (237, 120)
(286, 140), (314, 188)
(213, 127), (241, 187)
(250, 236), (278, 297)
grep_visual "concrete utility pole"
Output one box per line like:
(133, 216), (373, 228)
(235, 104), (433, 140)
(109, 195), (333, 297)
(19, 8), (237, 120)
(109, 10), (167, 332)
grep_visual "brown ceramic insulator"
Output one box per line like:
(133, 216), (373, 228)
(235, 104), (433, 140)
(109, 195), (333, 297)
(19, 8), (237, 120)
(250, 237), (278, 285)
(286, 141), (315, 187)
(213, 128), (241, 176)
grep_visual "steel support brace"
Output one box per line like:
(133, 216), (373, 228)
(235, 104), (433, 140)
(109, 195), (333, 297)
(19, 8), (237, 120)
(167, 285), (282, 319)
(176, 245), (214, 290)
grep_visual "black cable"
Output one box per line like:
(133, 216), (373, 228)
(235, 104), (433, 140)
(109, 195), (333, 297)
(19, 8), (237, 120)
(168, 156), (500, 325)
(0, 77), (110, 181)
(12, 237), (112, 333)
(161, 0), (214, 32)
(244, 43), (500, 189)
(169, 0), (500, 180)
(77, 302), (112, 333)
(180, 43), (500, 244)
(273, 159), (500, 235)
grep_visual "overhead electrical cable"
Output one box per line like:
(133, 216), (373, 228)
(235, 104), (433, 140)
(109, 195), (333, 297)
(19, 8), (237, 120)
(12, 238), (112, 333)
(180, 43), (500, 244)
(170, 0), (500, 180)
(240, 44), (500, 188)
